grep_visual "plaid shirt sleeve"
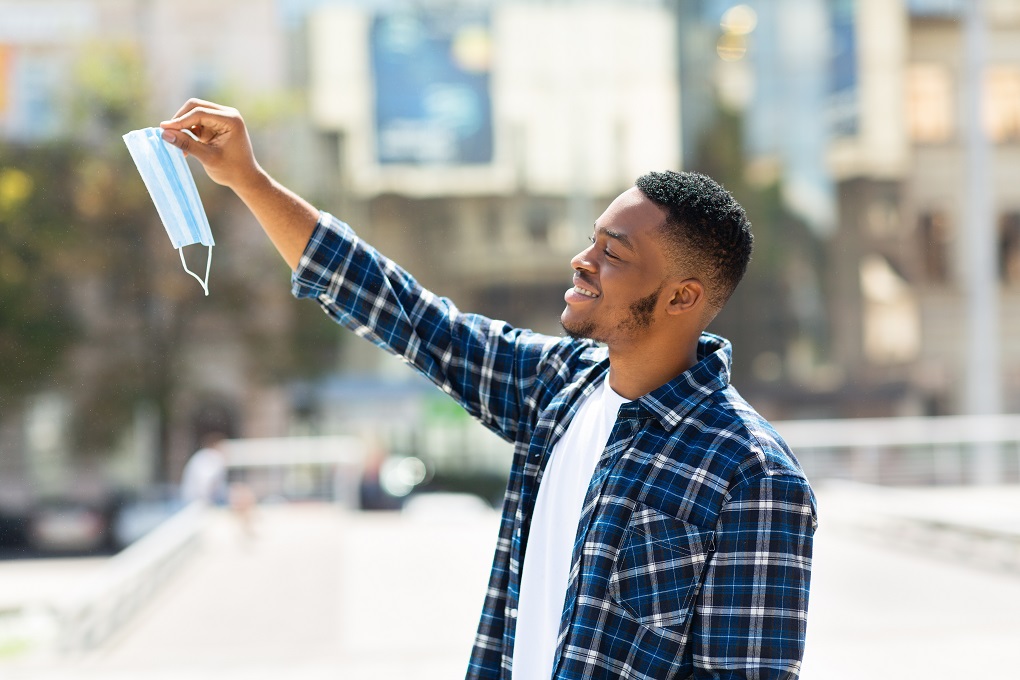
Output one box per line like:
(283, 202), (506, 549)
(290, 212), (559, 442)
(691, 466), (816, 678)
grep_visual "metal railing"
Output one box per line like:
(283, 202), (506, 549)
(774, 414), (1020, 485)
(54, 501), (204, 654)
(224, 435), (366, 508)
(4, 436), (364, 660)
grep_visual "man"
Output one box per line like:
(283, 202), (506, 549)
(180, 432), (228, 506)
(160, 99), (816, 679)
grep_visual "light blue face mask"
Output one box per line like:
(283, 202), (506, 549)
(123, 127), (214, 295)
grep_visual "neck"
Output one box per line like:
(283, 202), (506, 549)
(605, 333), (701, 400)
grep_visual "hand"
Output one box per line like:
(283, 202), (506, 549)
(160, 99), (318, 270)
(159, 99), (263, 192)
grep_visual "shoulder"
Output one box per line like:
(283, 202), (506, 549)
(684, 386), (805, 479)
(706, 392), (817, 531)
(665, 386), (815, 524)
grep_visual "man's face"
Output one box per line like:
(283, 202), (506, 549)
(561, 187), (673, 347)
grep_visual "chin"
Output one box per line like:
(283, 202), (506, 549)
(561, 315), (599, 341)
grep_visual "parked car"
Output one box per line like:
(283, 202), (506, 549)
(110, 485), (185, 550)
(28, 500), (109, 553)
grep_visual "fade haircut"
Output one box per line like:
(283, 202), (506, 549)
(635, 170), (753, 309)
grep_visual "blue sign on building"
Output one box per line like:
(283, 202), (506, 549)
(370, 8), (494, 165)
(828, 0), (859, 137)
(906, 0), (964, 16)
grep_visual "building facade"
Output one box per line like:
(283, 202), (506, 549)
(306, 1), (680, 337)
(828, 0), (1020, 415)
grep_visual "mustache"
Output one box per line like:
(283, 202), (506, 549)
(572, 273), (599, 293)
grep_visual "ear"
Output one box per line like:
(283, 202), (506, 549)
(664, 278), (705, 316)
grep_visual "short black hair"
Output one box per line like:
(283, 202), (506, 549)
(635, 170), (753, 309)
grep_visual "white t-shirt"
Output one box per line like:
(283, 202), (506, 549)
(180, 448), (227, 505)
(512, 376), (627, 680)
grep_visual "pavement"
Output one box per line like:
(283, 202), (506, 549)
(0, 485), (1018, 679)
(801, 483), (1020, 679)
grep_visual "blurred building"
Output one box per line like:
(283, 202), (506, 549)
(292, 0), (681, 475)
(0, 0), (287, 139)
(0, 0), (296, 498)
(679, 0), (835, 233)
(827, 0), (1020, 415)
(306, 1), (679, 338)
(671, 0), (840, 420)
(0, 0), (680, 507)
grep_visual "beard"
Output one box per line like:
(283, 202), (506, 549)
(561, 285), (663, 342)
(561, 317), (598, 341)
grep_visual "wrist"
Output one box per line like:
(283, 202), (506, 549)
(231, 163), (271, 200)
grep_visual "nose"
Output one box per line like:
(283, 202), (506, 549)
(571, 242), (596, 273)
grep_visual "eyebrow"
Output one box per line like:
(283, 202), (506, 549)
(594, 224), (636, 252)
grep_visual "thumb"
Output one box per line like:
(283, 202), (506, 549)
(161, 128), (216, 164)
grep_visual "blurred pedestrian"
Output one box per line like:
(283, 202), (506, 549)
(161, 101), (817, 679)
(358, 446), (400, 511)
(228, 481), (257, 539)
(180, 432), (228, 506)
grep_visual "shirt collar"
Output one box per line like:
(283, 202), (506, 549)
(590, 333), (731, 431)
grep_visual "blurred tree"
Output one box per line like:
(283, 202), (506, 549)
(690, 105), (830, 404)
(0, 43), (341, 481)
(0, 147), (80, 407)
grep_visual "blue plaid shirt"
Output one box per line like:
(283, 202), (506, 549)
(292, 213), (817, 680)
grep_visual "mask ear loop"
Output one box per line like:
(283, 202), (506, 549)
(179, 245), (213, 296)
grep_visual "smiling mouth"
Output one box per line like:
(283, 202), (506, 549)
(572, 284), (599, 298)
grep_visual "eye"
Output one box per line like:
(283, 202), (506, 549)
(589, 234), (618, 260)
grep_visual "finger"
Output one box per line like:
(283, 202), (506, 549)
(183, 125), (211, 144)
(178, 127), (200, 157)
(161, 127), (218, 165)
(160, 106), (236, 136)
(170, 98), (230, 121)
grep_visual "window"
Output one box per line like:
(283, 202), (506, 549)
(485, 202), (501, 242)
(906, 64), (954, 143)
(985, 67), (1020, 143)
(526, 204), (551, 244)
(918, 211), (950, 283)
(1000, 213), (1020, 284)
(860, 254), (921, 365)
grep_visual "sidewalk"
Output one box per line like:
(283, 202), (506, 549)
(3, 498), (499, 680)
(1, 486), (1018, 679)
(802, 483), (1020, 678)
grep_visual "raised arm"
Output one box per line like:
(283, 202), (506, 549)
(158, 100), (574, 442)
(159, 99), (316, 271)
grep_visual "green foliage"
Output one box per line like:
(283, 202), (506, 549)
(70, 41), (151, 134)
(691, 107), (790, 274)
(277, 299), (344, 380)
(0, 43), (342, 469)
(0, 145), (81, 405)
(690, 105), (828, 386)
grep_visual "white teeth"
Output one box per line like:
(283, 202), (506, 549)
(573, 286), (599, 298)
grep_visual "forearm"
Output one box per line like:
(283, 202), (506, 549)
(232, 167), (318, 271)
(292, 213), (561, 441)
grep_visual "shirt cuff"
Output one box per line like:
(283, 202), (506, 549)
(290, 211), (357, 299)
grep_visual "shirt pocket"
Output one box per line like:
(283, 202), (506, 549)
(608, 504), (715, 629)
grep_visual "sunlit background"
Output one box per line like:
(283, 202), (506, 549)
(1, 0), (1019, 678)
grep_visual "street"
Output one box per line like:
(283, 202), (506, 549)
(2, 486), (1019, 679)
